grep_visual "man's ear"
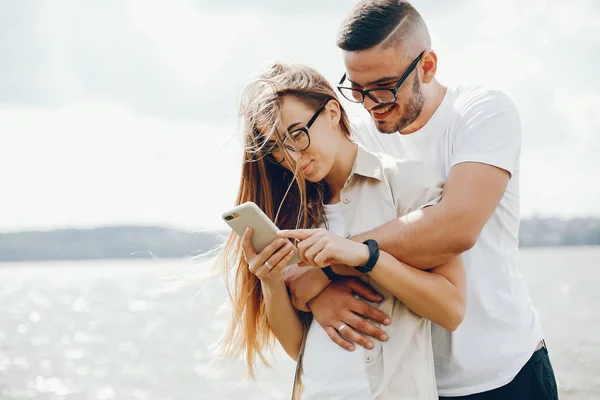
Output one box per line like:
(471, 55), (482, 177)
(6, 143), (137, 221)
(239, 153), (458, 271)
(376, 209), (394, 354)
(421, 50), (438, 84)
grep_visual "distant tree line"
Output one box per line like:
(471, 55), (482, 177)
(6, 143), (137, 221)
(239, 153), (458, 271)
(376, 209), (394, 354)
(0, 218), (599, 262)
(519, 217), (600, 247)
(0, 226), (225, 262)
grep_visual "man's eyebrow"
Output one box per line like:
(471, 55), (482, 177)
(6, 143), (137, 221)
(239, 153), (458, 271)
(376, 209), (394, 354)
(287, 122), (301, 131)
(348, 76), (401, 87)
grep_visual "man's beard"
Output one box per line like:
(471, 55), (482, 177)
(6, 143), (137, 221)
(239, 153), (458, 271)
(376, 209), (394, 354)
(374, 77), (425, 134)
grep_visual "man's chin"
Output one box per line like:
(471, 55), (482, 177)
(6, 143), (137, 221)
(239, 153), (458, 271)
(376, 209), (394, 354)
(373, 118), (398, 134)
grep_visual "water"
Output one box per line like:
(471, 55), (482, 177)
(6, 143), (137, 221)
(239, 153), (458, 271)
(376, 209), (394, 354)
(0, 247), (598, 399)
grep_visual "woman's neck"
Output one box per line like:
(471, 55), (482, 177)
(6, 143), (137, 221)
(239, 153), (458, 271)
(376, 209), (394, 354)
(325, 141), (358, 204)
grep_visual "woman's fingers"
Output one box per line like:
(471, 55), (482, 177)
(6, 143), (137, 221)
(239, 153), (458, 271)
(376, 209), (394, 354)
(272, 248), (296, 272)
(252, 238), (288, 269)
(251, 243), (295, 280)
(296, 231), (326, 265)
(278, 229), (317, 240)
(313, 244), (334, 267)
(240, 228), (257, 261)
(295, 235), (318, 264)
(265, 242), (294, 270)
(303, 240), (327, 267)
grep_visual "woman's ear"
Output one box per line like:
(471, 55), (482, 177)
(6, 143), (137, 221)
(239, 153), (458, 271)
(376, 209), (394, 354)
(325, 99), (341, 128)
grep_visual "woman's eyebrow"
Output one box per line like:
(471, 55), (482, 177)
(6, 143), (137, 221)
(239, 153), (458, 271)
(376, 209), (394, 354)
(287, 122), (301, 131)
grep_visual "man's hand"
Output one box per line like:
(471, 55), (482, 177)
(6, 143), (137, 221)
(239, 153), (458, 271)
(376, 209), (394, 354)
(308, 278), (390, 351)
(283, 266), (331, 312)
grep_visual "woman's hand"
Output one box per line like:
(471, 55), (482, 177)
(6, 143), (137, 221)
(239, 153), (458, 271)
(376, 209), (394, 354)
(278, 228), (369, 269)
(241, 228), (296, 286)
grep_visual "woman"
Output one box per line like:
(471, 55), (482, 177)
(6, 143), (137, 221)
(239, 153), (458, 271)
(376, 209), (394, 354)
(217, 61), (465, 399)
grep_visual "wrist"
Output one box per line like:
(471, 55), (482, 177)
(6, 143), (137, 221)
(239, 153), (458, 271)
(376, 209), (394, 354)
(356, 243), (370, 267)
(322, 266), (341, 280)
(354, 239), (380, 274)
(261, 277), (286, 294)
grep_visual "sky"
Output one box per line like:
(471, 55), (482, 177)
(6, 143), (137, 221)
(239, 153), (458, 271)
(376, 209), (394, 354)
(1, 0), (599, 232)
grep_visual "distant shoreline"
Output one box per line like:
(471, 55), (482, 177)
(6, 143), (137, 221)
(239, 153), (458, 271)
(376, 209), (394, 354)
(0, 218), (598, 262)
(2, 245), (600, 265)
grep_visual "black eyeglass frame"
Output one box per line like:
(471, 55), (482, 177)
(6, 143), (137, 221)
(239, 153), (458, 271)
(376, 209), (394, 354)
(267, 105), (326, 164)
(337, 50), (426, 105)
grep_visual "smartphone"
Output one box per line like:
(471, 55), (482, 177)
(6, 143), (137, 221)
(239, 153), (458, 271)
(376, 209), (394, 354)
(222, 202), (301, 266)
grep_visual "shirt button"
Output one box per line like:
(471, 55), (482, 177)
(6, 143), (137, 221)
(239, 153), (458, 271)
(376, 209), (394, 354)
(343, 198), (350, 204)
(365, 356), (372, 363)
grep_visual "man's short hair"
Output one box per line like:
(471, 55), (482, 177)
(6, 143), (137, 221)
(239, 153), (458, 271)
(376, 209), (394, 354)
(337, 0), (427, 52)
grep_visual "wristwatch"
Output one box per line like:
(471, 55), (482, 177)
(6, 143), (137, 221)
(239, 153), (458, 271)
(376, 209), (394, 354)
(354, 239), (380, 274)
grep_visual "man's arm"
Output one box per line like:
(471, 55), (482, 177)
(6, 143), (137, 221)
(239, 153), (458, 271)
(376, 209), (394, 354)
(283, 227), (466, 332)
(368, 252), (465, 331)
(356, 90), (521, 269)
(300, 163), (508, 349)
(282, 163), (508, 349)
(281, 265), (329, 312)
(353, 162), (510, 269)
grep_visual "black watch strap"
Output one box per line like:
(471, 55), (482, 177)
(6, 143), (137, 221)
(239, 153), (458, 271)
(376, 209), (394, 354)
(354, 239), (380, 274)
(322, 266), (340, 281)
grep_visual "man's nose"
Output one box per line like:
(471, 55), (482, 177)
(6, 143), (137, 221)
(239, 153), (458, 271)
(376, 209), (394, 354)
(363, 95), (377, 111)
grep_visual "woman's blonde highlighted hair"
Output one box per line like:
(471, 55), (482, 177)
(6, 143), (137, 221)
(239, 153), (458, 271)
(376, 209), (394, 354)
(216, 61), (352, 376)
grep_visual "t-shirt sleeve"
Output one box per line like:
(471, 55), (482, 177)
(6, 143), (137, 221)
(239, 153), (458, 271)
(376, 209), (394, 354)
(451, 89), (522, 177)
(386, 159), (444, 217)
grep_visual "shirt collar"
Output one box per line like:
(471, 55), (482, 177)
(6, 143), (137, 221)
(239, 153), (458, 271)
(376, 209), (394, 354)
(350, 145), (383, 181)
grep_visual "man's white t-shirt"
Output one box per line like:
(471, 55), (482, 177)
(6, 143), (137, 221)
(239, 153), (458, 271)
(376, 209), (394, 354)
(352, 85), (544, 396)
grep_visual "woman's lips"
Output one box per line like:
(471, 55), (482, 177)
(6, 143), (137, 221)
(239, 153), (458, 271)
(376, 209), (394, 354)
(301, 161), (312, 173)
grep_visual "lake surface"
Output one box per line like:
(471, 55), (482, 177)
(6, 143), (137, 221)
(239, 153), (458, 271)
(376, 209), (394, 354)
(0, 247), (599, 399)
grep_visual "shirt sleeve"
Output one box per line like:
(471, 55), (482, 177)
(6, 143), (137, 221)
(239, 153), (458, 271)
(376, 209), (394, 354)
(451, 89), (522, 177)
(385, 159), (445, 217)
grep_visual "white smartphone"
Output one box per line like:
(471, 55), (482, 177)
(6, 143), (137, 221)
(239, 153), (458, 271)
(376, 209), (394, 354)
(222, 202), (301, 266)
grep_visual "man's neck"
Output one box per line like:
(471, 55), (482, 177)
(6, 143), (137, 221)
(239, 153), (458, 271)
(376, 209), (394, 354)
(400, 80), (447, 135)
(325, 142), (358, 204)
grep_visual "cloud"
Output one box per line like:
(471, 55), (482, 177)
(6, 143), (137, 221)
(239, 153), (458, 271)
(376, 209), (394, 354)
(0, 101), (243, 231)
(0, 1), (248, 122)
(191, 0), (356, 14)
(0, 1), (350, 123)
(1, 0), (599, 231)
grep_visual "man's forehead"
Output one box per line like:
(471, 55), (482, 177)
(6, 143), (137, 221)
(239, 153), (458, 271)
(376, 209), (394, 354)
(342, 48), (405, 86)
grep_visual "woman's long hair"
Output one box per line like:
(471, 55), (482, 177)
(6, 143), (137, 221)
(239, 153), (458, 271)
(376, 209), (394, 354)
(216, 62), (353, 376)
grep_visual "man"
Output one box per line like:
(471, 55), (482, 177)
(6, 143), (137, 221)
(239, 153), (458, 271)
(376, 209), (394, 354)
(284, 1), (558, 398)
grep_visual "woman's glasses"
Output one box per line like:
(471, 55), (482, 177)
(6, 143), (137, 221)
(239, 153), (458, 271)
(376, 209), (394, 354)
(267, 105), (325, 164)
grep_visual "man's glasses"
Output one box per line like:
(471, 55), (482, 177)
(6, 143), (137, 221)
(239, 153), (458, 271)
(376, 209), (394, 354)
(337, 50), (426, 105)
(267, 105), (325, 164)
